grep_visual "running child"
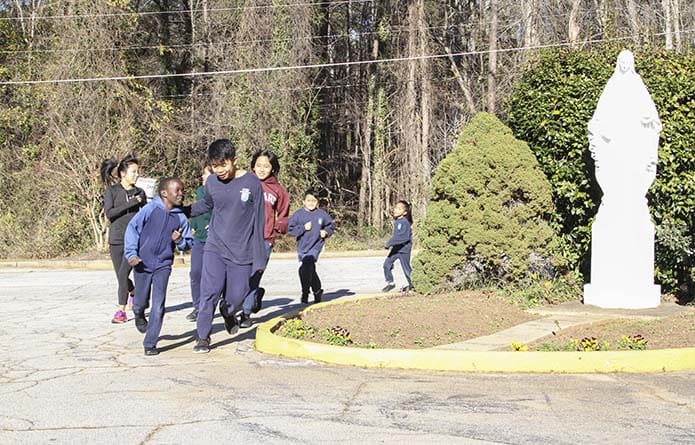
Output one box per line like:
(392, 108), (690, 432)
(186, 164), (212, 322)
(188, 139), (266, 354)
(288, 188), (334, 304)
(382, 200), (413, 292)
(239, 149), (290, 328)
(124, 178), (193, 356)
(101, 155), (147, 324)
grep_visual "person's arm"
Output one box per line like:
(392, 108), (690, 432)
(252, 182), (267, 273)
(124, 205), (151, 265)
(320, 211), (334, 238)
(190, 183), (213, 218)
(385, 219), (410, 248)
(288, 211), (305, 237)
(174, 215), (194, 252)
(273, 186), (290, 235)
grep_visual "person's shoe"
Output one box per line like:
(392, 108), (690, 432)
(300, 294), (309, 304)
(382, 283), (395, 292)
(193, 338), (210, 354)
(239, 313), (252, 328)
(400, 285), (413, 294)
(313, 289), (324, 304)
(144, 347), (159, 356)
(134, 313), (148, 333)
(252, 287), (265, 314)
(185, 308), (199, 322)
(111, 310), (127, 324)
(222, 311), (239, 335)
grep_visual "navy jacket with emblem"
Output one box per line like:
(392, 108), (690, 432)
(190, 172), (266, 272)
(288, 207), (334, 261)
(385, 216), (412, 255)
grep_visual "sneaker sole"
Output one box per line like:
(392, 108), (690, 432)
(111, 319), (127, 324)
(193, 348), (210, 354)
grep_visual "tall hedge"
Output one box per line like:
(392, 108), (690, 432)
(412, 113), (556, 294)
(505, 47), (695, 296)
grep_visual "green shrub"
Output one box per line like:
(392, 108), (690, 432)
(412, 112), (557, 294)
(506, 47), (695, 297)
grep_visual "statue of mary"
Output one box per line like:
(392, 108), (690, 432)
(584, 50), (662, 309)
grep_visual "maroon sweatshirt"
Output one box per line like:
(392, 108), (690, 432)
(259, 175), (290, 245)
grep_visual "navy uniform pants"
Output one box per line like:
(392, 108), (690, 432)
(133, 266), (172, 349)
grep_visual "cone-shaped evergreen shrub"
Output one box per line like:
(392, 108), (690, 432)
(412, 112), (556, 294)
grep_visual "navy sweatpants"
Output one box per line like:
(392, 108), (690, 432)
(383, 251), (412, 288)
(196, 249), (253, 341)
(133, 266), (172, 349)
(189, 240), (205, 309)
(241, 241), (273, 315)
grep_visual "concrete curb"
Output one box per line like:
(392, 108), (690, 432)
(254, 294), (695, 373)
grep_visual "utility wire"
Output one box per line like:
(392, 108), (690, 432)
(2, 29), (693, 86)
(0, 0), (369, 21)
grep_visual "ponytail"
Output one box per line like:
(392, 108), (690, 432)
(100, 157), (118, 186)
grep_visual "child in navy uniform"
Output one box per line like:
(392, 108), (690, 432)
(189, 139), (266, 354)
(124, 178), (193, 356)
(187, 164), (212, 322)
(288, 189), (334, 304)
(382, 200), (413, 292)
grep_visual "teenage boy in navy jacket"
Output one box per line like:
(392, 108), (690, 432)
(125, 178), (193, 356)
(188, 139), (266, 354)
(288, 188), (334, 304)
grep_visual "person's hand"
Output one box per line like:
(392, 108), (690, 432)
(304, 221), (312, 231)
(172, 229), (182, 242)
(128, 256), (142, 267)
(135, 195), (142, 203)
(320, 229), (327, 239)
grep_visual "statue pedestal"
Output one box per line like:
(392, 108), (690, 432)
(584, 283), (660, 309)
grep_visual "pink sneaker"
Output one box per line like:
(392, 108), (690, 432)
(111, 310), (127, 324)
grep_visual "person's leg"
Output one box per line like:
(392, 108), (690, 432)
(187, 240), (204, 320)
(399, 252), (413, 289)
(196, 250), (226, 343)
(143, 267), (171, 352)
(310, 260), (322, 302)
(109, 245), (132, 321)
(382, 253), (397, 291)
(240, 242), (273, 325)
(132, 267), (152, 333)
(298, 257), (313, 303)
(218, 261), (252, 334)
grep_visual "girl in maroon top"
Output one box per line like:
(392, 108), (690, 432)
(239, 149), (290, 327)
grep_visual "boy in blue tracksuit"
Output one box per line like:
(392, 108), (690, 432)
(125, 178), (193, 356)
(288, 188), (334, 304)
(382, 200), (413, 292)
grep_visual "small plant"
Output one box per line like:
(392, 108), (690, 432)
(277, 318), (315, 340)
(358, 341), (379, 349)
(536, 341), (577, 351)
(322, 326), (352, 346)
(577, 336), (610, 352)
(617, 334), (648, 350)
(511, 341), (528, 351)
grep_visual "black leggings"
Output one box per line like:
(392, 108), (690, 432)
(109, 244), (134, 306)
(298, 257), (322, 296)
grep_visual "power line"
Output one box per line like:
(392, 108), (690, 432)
(2, 29), (693, 86)
(0, 0), (369, 22)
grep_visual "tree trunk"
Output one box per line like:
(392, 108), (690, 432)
(568, 0), (582, 45)
(487, 0), (498, 114)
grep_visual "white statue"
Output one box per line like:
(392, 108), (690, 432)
(583, 50), (662, 309)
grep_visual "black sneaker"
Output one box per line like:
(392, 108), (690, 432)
(222, 311), (239, 335)
(193, 338), (210, 354)
(239, 313), (252, 328)
(300, 294), (309, 304)
(144, 347), (159, 356)
(252, 287), (265, 314)
(134, 313), (148, 334)
(185, 308), (198, 322)
(382, 283), (395, 292)
(313, 289), (324, 304)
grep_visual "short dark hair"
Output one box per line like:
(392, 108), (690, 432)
(207, 139), (236, 163)
(304, 188), (320, 199)
(158, 177), (182, 196)
(250, 149), (281, 176)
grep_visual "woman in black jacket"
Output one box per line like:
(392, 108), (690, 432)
(101, 155), (147, 323)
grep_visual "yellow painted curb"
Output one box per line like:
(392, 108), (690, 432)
(255, 295), (695, 373)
